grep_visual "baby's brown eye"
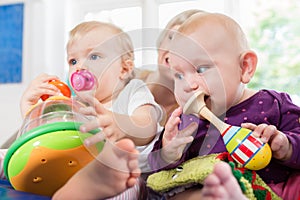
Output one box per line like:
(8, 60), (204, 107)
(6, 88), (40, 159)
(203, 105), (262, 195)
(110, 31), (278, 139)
(70, 59), (77, 66)
(165, 57), (169, 63)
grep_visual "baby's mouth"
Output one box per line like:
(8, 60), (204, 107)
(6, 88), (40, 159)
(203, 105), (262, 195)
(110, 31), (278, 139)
(183, 91), (210, 116)
(204, 95), (211, 109)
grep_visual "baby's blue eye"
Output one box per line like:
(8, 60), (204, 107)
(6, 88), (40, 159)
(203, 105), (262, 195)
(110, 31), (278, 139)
(90, 54), (101, 60)
(196, 66), (208, 74)
(174, 73), (184, 80)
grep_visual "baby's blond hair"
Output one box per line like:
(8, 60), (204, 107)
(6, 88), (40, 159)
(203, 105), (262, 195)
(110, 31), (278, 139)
(67, 21), (134, 62)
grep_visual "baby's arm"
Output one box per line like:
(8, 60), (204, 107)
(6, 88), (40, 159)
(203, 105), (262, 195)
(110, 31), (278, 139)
(20, 74), (60, 118)
(78, 96), (159, 146)
(124, 103), (159, 145)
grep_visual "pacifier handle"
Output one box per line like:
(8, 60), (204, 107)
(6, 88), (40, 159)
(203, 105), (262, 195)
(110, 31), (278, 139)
(70, 70), (96, 91)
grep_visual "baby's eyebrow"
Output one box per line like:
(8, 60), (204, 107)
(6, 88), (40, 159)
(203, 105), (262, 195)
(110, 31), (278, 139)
(170, 65), (181, 73)
(85, 47), (96, 55)
(67, 57), (76, 62)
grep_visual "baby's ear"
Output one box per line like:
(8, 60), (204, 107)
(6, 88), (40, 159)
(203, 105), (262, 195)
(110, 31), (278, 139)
(120, 59), (134, 80)
(239, 50), (257, 84)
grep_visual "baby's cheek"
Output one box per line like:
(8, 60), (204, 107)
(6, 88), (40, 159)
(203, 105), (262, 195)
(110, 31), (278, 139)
(174, 95), (187, 108)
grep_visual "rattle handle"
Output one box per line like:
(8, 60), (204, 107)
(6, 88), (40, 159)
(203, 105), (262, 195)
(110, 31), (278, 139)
(199, 106), (229, 133)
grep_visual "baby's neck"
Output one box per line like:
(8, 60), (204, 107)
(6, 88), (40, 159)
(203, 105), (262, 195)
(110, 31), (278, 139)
(101, 86), (124, 109)
(238, 88), (257, 104)
(103, 101), (113, 109)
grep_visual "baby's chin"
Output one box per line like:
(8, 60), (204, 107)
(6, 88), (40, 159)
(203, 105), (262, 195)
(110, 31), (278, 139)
(208, 101), (229, 117)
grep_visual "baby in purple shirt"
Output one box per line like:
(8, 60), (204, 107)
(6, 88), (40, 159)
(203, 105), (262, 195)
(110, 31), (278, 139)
(148, 12), (300, 200)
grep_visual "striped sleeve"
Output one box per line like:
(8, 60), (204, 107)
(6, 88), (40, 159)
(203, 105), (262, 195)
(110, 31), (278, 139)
(105, 178), (140, 200)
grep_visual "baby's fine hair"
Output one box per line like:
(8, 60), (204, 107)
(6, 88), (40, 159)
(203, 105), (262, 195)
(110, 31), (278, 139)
(156, 9), (205, 48)
(67, 21), (135, 62)
(178, 12), (249, 51)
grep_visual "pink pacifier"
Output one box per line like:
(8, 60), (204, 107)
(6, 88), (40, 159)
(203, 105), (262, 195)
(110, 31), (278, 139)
(70, 70), (96, 91)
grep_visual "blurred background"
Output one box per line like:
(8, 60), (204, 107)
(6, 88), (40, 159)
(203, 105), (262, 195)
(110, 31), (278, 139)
(1, 0), (300, 145)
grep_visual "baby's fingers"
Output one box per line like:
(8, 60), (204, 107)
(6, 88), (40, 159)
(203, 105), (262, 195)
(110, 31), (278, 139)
(80, 95), (107, 115)
(79, 95), (97, 107)
(250, 124), (276, 143)
(165, 107), (182, 132)
(269, 133), (284, 152)
(241, 122), (257, 130)
(260, 125), (277, 143)
(80, 119), (100, 133)
(41, 84), (61, 95)
(242, 123), (269, 142)
(179, 122), (198, 138)
(78, 106), (97, 116)
(164, 117), (180, 141)
(84, 133), (105, 146)
(165, 135), (193, 150)
(177, 136), (194, 146)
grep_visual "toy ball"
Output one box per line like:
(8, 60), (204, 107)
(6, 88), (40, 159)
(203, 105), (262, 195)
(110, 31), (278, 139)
(3, 96), (103, 196)
(40, 80), (72, 101)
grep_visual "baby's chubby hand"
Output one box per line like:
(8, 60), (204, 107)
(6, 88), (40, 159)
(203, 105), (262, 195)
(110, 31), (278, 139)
(161, 107), (198, 163)
(241, 123), (292, 161)
(20, 73), (61, 118)
(79, 95), (126, 145)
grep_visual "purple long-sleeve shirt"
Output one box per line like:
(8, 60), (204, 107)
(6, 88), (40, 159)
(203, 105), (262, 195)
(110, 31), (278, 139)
(148, 90), (300, 184)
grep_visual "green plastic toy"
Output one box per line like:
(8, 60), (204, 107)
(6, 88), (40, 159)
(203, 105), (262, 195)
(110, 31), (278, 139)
(3, 96), (103, 196)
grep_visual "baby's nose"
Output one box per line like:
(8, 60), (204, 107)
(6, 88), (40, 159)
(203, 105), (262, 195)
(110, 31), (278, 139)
(76, 63), (88, 71)
(190, 82), (199, 90)
(186, 77), (199, 91)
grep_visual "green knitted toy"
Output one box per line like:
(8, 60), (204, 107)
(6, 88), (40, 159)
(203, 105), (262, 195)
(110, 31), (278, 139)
(147, 152), (281, 200)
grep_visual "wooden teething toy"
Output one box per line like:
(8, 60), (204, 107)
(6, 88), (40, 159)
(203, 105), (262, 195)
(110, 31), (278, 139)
(183, 91), (272, 170)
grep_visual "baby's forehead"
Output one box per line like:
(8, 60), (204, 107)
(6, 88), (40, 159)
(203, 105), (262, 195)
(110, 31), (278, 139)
(179, 12), (237, 40)
(169, 30), (210, 59)
(178, 16), (242, 51)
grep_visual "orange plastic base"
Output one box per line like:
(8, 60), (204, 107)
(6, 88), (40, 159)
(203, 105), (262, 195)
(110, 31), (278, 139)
(10, 145), (97, 196)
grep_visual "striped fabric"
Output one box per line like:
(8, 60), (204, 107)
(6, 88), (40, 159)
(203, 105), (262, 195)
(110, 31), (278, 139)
(105, 177), (140, 200)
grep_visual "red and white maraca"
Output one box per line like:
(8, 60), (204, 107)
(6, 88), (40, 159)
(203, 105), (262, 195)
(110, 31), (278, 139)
(184, 91), (272, 170)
